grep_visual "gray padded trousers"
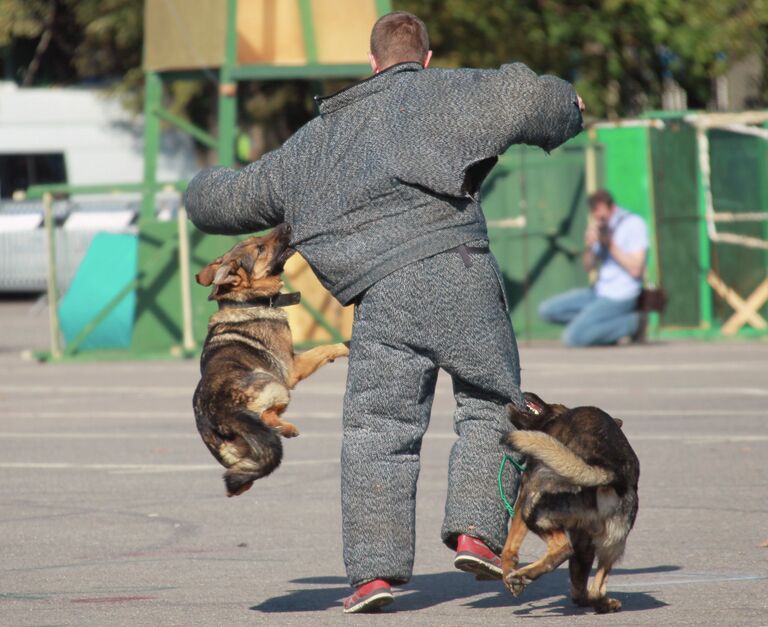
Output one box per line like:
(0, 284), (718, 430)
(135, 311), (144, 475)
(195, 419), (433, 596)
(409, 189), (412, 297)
(341, 244), (524, 586)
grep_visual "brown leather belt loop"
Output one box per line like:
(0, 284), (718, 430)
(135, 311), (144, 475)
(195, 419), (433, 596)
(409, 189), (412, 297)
(455, 244), (490, 268)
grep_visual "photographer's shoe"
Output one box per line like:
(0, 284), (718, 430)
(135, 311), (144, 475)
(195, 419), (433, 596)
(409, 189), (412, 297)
(342, 579), (393, 613)
(454, 534), (503, 580)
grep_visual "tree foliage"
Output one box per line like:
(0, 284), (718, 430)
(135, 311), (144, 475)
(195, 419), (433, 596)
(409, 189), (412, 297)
(398, 0), (768, 116)
(0, 0), (766, 145)
(0, 0), (143, 87)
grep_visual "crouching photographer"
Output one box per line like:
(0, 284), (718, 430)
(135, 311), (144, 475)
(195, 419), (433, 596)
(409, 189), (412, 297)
(538, 189), (648, 347)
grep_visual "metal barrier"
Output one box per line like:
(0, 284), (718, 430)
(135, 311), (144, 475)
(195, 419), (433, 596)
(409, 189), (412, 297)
(14, 181), (351, 361)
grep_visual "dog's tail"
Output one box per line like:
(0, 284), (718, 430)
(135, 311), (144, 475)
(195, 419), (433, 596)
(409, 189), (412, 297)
(223, 410), (283, 497)
(503, 431), (614, 487)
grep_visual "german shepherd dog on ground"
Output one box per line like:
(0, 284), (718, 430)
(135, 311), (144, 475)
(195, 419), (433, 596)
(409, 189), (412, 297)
(193, 224), (349, 497)
(501, 392), (639, 614)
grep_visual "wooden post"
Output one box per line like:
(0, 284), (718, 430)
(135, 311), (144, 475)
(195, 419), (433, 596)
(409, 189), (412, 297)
(141, 71), (162, 221)
(218, 0), (238, 167)
(695, 126), (715, 329)
(585, 128), (598, 194)
(177, 206), (196, 352)
(43, 192), (62, 359)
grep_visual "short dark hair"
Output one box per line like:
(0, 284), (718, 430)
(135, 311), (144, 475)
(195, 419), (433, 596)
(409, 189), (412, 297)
(370, 11), (429, 68)
(588, 189), (614, 209)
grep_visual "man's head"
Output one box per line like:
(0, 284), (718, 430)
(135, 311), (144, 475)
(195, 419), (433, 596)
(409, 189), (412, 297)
(369, 11), (431, 74)
(588, 189), (616, 225)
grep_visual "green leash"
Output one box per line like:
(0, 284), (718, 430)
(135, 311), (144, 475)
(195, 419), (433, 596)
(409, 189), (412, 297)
(498, 454), (527, 518)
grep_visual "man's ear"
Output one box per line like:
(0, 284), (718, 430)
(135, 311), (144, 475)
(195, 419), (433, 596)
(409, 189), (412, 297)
(368, 52), (380, 74)
(196, 259), (222, 286)
(422, 50), (432, 68)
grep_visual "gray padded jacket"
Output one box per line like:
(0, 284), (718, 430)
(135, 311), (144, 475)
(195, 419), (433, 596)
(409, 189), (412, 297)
(185, 62), (582, 305)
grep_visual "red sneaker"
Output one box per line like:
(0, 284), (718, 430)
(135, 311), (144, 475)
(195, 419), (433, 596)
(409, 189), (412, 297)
(342, 579), (394, 614)
(453, 534), (503, 580)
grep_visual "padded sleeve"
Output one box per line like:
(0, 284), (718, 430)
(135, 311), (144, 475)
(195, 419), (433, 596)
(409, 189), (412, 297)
(184, 148), (285, 235)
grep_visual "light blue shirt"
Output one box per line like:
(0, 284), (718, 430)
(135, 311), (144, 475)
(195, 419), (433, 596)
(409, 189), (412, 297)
(592, 208), (648, 301)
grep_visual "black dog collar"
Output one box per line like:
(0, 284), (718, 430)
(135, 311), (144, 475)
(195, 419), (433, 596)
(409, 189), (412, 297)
(218, 292), (302, 310)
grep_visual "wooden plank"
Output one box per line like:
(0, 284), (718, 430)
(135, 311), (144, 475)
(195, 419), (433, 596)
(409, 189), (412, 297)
(283, 255), (353, 344)
(721, 278), (768, 336)
(236, 0), (377, 66)
(708, 271), (768, 335)
(144, 0), (226, 71)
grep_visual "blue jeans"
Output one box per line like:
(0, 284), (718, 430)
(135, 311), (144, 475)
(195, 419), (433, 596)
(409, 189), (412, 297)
(538, 287), (640, 347)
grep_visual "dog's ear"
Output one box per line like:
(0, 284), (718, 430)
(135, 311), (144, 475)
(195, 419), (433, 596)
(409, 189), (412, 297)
(549, 403), (569, 416)
(196, 258), (222, 286)
(239, 253), (256, 274)
(213, 264), (240, 286)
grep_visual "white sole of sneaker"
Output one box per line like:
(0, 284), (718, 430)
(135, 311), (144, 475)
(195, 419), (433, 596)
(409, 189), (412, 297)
(454, 554), (503, 580)
(343, 592), (394, 614)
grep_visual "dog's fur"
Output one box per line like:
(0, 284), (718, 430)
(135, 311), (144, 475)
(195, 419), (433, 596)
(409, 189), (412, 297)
(193, 224), (349, 497)
(500, 392), (639, 614)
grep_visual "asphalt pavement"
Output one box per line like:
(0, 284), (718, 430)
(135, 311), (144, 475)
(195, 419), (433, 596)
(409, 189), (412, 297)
(1, 297), (767, 626)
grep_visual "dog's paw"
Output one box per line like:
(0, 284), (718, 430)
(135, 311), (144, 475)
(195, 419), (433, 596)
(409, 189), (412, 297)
(501, 554), (519, 574)
(593, 597), (622, 614)
(571, 593), (591, 608)
(504, 571), (530, 597)
(226, 481), (254, 497)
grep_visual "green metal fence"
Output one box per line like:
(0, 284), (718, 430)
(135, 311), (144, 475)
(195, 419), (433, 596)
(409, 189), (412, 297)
(485, 114), (768, 341)
(484, 136), (602, 341)
(25, 112), (768, 360)
(708, 128), (768, 325)
(650, 120), (703, 329)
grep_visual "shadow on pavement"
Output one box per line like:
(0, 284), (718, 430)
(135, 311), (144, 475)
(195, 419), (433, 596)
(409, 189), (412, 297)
(251, 565), (675, 614)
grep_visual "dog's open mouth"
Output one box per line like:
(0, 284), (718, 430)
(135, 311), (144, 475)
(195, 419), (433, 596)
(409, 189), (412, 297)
(524, 398), (542, 415)
(270, 245), (295, 274)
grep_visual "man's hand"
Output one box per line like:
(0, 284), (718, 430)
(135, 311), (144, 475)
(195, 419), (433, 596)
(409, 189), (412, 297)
(597, 223), (612, 248)
(584, 220), (599, 249)
(576, 95), (585, 113)
(583, 219), (599, 273)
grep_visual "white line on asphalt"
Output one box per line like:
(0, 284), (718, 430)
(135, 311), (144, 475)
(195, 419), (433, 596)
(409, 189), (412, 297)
(611, 574), (767, 588)
(1, 408), (766, 422)
(617, 409), (768, 416)
(0, 384), (344, 397)
(0, 385), (190, 396)
(5, 384), (767, 398)
(0, 411), (194, 419)
(0, 432), (199, 439)
(626, 434), (768, 442)
(545, 387), (768, 397)
(0, 433), (765, 444)
(0, 458), (339, 474)
(0, 410), (342, 420)
(524, 361), (768, 373)
(419, 432), (768, 443)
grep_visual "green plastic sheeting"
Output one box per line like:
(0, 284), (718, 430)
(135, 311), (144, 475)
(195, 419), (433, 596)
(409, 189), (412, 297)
(59, 233), (138, 349)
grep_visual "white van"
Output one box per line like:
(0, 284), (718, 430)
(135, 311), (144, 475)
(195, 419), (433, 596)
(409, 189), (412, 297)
(0, 81), (198, 291)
